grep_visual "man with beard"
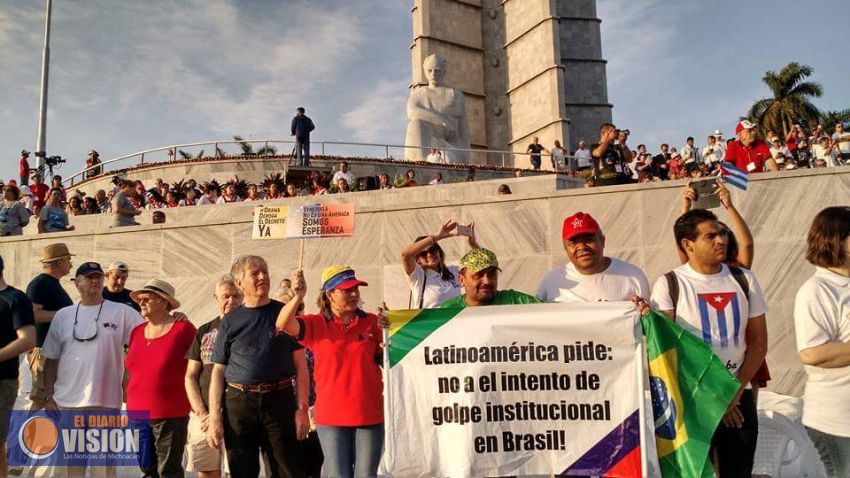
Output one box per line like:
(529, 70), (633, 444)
(440, 248), (538, 308)
(650, 209), (768, 477)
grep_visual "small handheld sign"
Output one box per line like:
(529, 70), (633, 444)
(251, 206), (288, 240)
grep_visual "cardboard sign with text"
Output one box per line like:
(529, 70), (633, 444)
(252, 205), (288, 240)
(285, 204), (355, 239)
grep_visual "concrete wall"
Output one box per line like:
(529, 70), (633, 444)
(5, 168), (849, 397)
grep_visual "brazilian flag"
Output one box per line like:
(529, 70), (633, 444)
(641, 311), (741, 477)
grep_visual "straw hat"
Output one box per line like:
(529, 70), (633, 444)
(131, 279), (181, 309)
(39, 243), (74, 263)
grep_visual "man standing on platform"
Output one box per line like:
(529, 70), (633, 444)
(102, 261), (139, 311)
(207, 256), (310, 477)
(18, 151), (30, 186)
(440, 248), (538, 308)
(291, 107), (316, 167)
(536, 212), (650, 303)
(25, 243), (73, 410)
(526, 137), (548, 171)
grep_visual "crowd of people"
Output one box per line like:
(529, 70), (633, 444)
(1, 161), (466, 235)
(532, 120), (850, 187)
(0, 176), (847, 476)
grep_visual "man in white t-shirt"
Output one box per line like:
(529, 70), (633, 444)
(793, 206), (850, 477)
(39, 261), (142, 478)
(535, 211), (659, 476)
(832, 123), (850, 164)
(650, 208), (768, 477)
(425, 149), (443, 164)
(573, 141), (592, 171)
(331, 162), (357, 187)
(537, 212), (650, 303)
(769, 136), (791, 168)
(41, 262), (143, 411)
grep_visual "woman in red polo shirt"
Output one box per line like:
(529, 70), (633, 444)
(276, 266), (383, 478)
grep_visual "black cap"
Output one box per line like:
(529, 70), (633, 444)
(74, 262), (104, 278)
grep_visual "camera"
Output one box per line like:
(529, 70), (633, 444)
(621, 129), (630, 136)
(45, 155), (66, 167)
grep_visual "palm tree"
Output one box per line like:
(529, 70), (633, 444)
(748, 62), (822, 138)
(233, 136), (254, 155)
(256, 143), (278, 156)
(819, 109), (850, 134)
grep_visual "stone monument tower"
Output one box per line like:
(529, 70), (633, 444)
(408, 0), (612, 169)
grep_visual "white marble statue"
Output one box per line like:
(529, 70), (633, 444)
(404, 54), (470, 164)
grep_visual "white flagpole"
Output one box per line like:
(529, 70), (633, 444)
(35, 0), (53, 170)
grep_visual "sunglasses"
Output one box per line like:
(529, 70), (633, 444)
(417, 248), (440, 257)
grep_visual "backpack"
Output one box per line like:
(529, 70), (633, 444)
(664, 266), (750, 321)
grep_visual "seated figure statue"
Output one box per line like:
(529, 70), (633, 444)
(404, 54), (470, 164)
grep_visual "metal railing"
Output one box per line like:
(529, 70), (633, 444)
(63, 139), (572, 187)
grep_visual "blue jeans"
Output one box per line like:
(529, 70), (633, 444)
(316, 424), (383, 478)
(807, 427), (850, 477)
(296, 140), (310, 166)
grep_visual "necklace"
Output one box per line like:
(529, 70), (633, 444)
(145, 320), (174, 345)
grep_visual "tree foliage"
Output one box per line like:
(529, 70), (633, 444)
(748, 62), (822, 137)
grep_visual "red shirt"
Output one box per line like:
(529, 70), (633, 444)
(724, 139), (772, 173)
(126, 320), (197, 419)
(30, 183), (49, 208)
(296, 312), (383, 426)
(19, 156), (30, 179)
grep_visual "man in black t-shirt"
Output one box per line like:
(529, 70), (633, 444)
(25, 243), (73, 410)
(185, 275), (243, 476)
(591, 123), (634, 186)
(526, 137), (549, 171)
(207, 256), (312, 477)
(102, 261), (139, 311)
(0, 255), (36, 472)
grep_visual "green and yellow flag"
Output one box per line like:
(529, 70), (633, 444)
(641, 311), (741, 477)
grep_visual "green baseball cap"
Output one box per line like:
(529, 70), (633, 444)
(459, 248), (500, 274)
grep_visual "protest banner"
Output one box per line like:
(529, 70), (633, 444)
(380, 302), (648, 477)
(251, 205), (288, 240)
(285, 203), (355, 239)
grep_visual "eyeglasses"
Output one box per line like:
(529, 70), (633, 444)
(73, 301), (104, 342)
(417, 248), (440, 257)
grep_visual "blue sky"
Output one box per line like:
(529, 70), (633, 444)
(2, 0), (849, 181)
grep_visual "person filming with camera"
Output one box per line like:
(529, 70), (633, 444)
(591, 123), (634, 186)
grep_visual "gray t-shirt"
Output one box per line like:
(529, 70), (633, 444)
(111, 191), (137, 227)
(38, 204), (69, 233)
(0, 201), (31, 236)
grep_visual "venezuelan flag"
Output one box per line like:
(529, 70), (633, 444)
(641, 311), (740, 477)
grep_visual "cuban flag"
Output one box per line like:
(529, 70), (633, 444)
(697, 292), (741, 347)
(720, 162), (749, 191)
